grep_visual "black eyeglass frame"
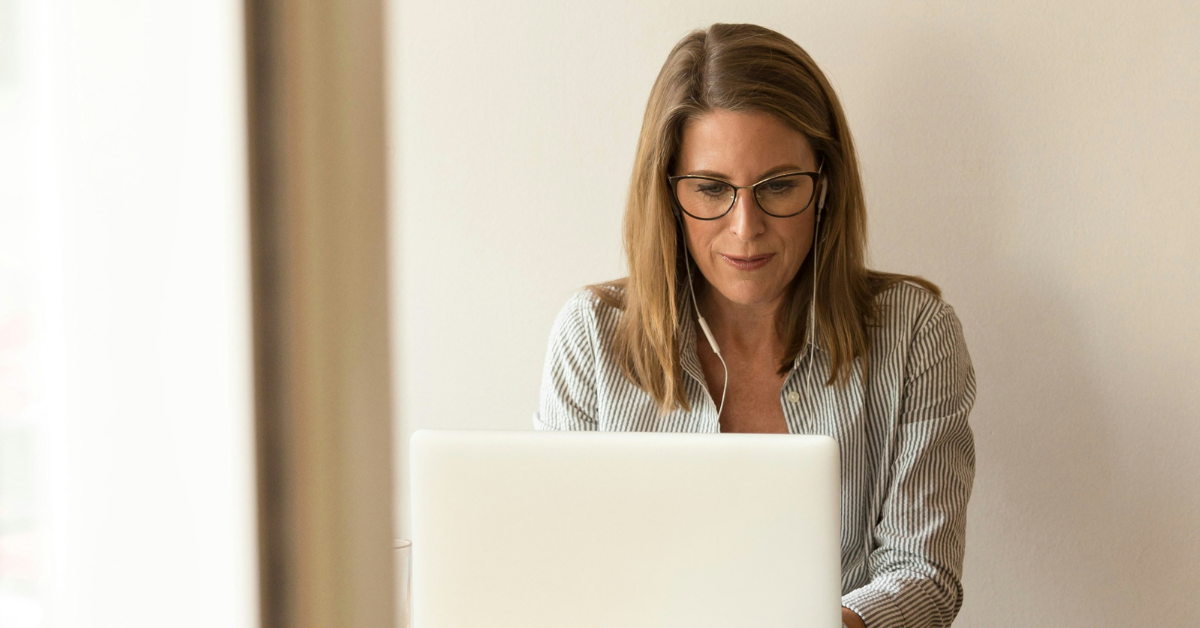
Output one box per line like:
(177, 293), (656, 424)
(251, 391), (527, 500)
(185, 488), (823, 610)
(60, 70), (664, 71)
(667, 166), (823, 221)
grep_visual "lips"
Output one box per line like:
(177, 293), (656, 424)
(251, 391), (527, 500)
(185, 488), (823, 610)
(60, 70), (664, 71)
(720, 253), (774, 271)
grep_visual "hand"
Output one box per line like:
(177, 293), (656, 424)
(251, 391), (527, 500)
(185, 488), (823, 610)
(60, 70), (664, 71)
(841, 606), (867, 628)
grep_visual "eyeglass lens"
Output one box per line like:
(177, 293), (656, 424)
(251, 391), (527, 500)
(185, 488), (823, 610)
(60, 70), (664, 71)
(674, 174), (815, 219)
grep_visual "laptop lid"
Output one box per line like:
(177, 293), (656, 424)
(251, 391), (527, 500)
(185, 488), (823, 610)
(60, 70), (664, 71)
(410, 430), (841, 628)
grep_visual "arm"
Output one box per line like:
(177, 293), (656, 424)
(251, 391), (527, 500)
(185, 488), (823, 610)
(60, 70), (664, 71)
(842, 607), (867, 628)
(841, 304), (977, 627)
(532, 292), (600, 431)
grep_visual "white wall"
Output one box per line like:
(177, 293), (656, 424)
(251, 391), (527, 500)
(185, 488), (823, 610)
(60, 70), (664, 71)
(0, 1), (258, 626)
(388, 2), (1199, 625)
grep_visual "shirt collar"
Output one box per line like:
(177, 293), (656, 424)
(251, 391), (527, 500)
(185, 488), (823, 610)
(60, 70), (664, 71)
(677, 300), (707, 384)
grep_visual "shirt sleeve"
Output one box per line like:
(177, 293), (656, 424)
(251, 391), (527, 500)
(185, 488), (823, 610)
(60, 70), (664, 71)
(532, 292), (600, 431)
(841, 303), (977, 627)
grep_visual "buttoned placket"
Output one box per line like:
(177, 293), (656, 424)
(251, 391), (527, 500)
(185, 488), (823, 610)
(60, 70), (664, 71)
(781, 350), (819, 435)
(787, 300), (827, 435)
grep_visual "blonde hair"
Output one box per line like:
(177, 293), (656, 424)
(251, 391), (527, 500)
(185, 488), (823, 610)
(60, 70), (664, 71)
(591, 23), (939, 412)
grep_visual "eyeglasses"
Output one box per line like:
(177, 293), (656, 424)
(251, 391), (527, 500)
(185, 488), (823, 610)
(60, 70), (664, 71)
(667, 165), (823, 220)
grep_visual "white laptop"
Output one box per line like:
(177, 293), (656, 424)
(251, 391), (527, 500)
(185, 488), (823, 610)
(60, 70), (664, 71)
(409, 430), (841, 628)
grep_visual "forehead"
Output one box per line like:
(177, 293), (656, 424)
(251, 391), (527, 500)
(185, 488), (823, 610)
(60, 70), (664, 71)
(675, 109), (814, 178)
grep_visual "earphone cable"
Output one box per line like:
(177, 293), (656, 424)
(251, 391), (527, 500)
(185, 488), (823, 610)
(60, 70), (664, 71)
(685, 253), (729, 420)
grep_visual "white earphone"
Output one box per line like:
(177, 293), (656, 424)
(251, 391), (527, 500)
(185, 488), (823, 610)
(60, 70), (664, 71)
(683, 244), (727, 417)
(680, 167), (827, 421)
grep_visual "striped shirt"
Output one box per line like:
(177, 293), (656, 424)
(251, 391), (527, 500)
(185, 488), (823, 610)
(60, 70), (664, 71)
(533, 280), (977, 627)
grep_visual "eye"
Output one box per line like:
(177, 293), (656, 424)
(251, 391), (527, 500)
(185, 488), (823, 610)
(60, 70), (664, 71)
(761, 179), (798, 195)
(693, 181), (732, 198)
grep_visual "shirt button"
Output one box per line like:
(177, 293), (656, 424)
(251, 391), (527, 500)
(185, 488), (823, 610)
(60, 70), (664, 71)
(786, 390), (800, 403)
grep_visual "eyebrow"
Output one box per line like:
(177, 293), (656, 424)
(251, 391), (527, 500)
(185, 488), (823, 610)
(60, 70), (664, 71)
(682, 164), (809, 180)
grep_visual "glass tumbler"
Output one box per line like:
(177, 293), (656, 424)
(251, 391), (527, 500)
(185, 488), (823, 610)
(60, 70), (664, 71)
(394, 539), (412, 628)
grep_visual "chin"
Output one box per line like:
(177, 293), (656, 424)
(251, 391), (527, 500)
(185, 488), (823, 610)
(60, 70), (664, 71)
(714, 282), (787, 307)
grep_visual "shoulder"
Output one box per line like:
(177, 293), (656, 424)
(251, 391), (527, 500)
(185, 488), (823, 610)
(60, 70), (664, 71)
(869, 279), (973, 380)
(872, 280), (952, 331)
(556, 283), (624, 324)
(870, 279), (968, 351)
(548, 283), (625, 346)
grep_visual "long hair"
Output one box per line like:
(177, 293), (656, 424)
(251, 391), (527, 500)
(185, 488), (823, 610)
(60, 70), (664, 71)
(591, 23), (939, 413)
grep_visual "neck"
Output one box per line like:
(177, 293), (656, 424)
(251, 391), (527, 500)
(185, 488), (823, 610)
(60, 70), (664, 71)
(694, 280), (786, 359)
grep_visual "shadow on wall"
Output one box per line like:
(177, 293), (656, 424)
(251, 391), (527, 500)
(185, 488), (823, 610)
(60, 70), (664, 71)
(859, 29), (1197, 627)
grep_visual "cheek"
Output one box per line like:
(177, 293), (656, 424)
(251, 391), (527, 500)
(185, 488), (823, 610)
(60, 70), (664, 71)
(684, 222), (720, 263)
(781, 217), (816, 262)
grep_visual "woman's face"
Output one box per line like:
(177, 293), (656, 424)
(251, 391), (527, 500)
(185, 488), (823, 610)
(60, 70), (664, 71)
(674, 108), (819, 311)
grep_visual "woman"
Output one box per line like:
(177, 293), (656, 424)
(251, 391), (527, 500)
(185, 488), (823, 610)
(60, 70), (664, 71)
(533, 23), (975, 628)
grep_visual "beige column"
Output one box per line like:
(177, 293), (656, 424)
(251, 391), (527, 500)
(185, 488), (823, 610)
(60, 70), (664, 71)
(244, 0), (395, 626)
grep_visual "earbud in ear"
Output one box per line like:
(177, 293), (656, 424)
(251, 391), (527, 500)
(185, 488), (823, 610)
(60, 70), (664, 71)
(817, 178), (828, 211)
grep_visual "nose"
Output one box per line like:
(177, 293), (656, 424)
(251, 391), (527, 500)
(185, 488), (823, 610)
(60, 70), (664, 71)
(728, 188), (767, 241)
